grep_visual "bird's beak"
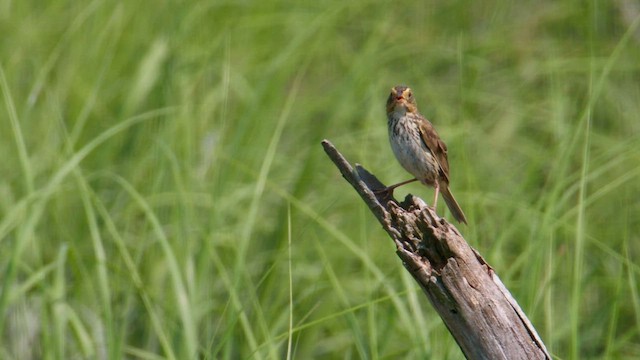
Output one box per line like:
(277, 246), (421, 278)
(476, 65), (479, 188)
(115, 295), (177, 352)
(391, 88), (403, 101)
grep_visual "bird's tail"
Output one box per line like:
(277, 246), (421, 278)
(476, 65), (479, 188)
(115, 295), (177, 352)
(441, 186), (468, 224)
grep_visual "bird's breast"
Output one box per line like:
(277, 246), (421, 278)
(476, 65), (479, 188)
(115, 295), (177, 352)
(388, 115), (438, 184)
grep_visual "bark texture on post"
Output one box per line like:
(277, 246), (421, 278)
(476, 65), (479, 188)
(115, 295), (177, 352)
(322, 139), (550, 360)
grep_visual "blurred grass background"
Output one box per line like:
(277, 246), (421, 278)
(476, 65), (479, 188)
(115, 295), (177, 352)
(1, 0), (639, 359)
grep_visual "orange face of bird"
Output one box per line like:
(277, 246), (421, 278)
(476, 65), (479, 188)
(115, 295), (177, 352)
(386, 86), (418, 115)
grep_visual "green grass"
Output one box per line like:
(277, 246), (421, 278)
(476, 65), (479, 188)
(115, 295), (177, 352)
(1, 0), (640, 359)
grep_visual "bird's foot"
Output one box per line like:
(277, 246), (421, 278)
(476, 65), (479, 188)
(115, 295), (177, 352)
(373, 186), (394, 197)
(373, 178), (418, 198)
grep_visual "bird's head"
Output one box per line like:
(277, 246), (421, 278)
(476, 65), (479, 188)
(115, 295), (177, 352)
(386, 85), (418, 116)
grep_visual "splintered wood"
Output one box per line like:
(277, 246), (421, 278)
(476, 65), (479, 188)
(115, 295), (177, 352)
(322, 139), (550, 360)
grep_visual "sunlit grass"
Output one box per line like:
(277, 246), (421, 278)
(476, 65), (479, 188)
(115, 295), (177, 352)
(1, 1), (639, 359)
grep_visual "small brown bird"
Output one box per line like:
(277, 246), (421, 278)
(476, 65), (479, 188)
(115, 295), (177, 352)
(382, 85), (467, 224)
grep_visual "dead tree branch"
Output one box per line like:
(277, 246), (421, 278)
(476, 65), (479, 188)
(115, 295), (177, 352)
(321, 139), (550, 360)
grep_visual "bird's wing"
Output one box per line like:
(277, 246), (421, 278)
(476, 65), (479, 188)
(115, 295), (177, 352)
(418, 116), (450, 183)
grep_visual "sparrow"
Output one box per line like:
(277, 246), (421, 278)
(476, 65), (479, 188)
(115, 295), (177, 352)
(381, 85), (467, 224)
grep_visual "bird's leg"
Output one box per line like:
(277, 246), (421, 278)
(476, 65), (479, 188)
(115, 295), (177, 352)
(374, 178), (418, 196)
(432, 182), (440, 209)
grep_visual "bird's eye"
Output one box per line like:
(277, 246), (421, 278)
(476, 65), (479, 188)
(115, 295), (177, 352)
(407, 92), (413, 98)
